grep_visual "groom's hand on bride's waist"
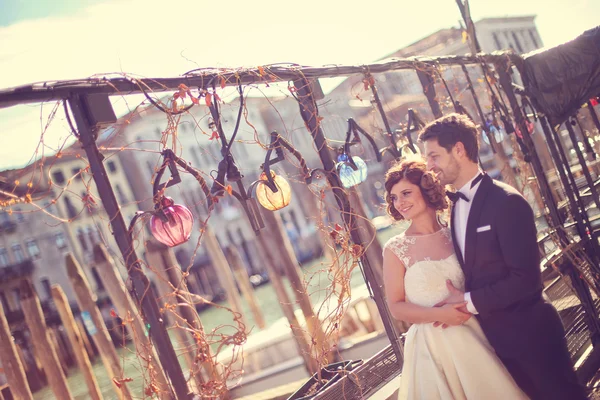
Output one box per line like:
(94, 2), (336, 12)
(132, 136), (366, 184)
(433, 280), (472, 328)
(445, 279), (466, 304)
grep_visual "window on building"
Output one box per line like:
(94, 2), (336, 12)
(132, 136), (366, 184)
(513, 30), (526, 52)
(87, 227), (95, 246)
(26, 240), (40, 258)
(12, 244), (24, 263)
(511, 31), (524, 53)
(12, 288), (20, 311)
(289, 209), (301, 235)
(492, 33), (502, 50)
(146, 160), (155, 178)
(503, 31), (515, 51)
(107, 161), (117, 173)
(190, 147), (202, 168)
(0, 248), (8, 267)
(91, 267), (104, 290)
(87, 226), (101, 246)
(0, 211), (10, 224)
(226, 229), (236, 246)
(64, 196), (77, 219)
(528, 29), (539, 48)
(72, 167), (81, 177)
(96, 225), (106, 243)
(43, 200), (55, 215)
(52, 170), (66, 184)
(14, 207), (25, 223)
(77, 228), (89, 252)
(200, 148), (213, 166)
(0, 292), (8, 312)
(41, 278), (52, 300)
(115, 184), (128, 204)
(55, 232), (68, 249)
(235, 143), (248, 160)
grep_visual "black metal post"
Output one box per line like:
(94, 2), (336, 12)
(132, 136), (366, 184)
(495, 67), (600, 350)
(461, 64), (497, 154)
(494, 61), (564, 233)
(366, 73), (400, 158)
(566, 266), (600, 345)
(548, 122), (591, 219)
(455, 0), (481, 54)
(565, 121), (600, 212)
(545, 119), (600, 264)
(292, 77), (403, 362)
(416, 68), (443, 119)
(539, 117), (583, 232)
(68, 95), (190, 399)
(574, 115), (596, 160)
(588, 101), (600, 133)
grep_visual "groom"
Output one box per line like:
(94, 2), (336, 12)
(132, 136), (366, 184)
(419, 113), (586, 400)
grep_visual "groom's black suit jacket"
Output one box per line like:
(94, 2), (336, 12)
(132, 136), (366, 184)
(450, 174), (564, 358)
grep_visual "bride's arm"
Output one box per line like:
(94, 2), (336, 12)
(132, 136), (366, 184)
(383, 248), (467, 324)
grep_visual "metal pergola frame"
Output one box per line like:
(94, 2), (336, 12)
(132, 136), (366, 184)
(0, 53), (521, 108)
(1, 50), (598, 399)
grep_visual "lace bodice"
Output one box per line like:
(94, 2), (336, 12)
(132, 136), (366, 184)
(383, 228), (465, 307)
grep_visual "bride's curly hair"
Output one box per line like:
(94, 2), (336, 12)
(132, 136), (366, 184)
(384, 159), (448, 221)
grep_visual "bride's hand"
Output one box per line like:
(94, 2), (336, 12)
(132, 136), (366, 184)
(435, 302), (471, 327)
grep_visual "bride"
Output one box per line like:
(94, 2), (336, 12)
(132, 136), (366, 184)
(382, 159), (528, 400)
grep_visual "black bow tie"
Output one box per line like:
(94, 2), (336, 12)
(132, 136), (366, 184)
(447, 173), (484, 204)
(447, 190), (469, 204)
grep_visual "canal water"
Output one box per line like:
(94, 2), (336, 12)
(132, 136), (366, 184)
(33, 224), (405, 399)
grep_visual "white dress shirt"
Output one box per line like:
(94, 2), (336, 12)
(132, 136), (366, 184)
(452, 171), (484, 314)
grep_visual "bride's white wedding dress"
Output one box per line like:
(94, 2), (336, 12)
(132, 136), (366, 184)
(384, 228), (528, 400)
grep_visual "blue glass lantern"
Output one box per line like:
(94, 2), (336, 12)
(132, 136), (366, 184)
(483, 123), (504, 144)
(336, 154), (368, 188)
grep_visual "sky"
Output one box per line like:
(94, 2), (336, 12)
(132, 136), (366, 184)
(0, 0), (597, 170)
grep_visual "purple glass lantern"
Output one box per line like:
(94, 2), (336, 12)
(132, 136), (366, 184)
(150, 197), (194, 247)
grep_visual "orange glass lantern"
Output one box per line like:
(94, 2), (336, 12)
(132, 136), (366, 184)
(255, 171), (292, 211)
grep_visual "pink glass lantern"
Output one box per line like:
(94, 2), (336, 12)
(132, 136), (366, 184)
(150, 197), (194, 247)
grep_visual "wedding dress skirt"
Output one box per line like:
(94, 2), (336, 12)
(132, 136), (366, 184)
(384, 230), (528, 400)
(399, 314), (527, 399)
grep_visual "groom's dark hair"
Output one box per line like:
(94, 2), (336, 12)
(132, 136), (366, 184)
(418, 113), (479, 163)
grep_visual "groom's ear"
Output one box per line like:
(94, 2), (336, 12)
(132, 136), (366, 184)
(452, 141), (466, 159)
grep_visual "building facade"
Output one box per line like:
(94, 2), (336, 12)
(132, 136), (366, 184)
(0, 134), (140, 306)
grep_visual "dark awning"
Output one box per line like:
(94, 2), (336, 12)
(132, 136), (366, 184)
(521, 26), (600, 126)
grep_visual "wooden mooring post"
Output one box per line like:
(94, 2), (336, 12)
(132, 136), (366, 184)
(77, 318), (97, 361)
(145, 240), (221, 390)
(65, 253), (134, 400)
(255, 232), (319, 374)
(259, 209), (331, 364)
(202, 227), (247, 327)
(20, 280), (73, 400)
(0, 301), (33, 400)
(93, 243), (172, 399)
(225, 246), (266, 330)
(52, 285), (103, 400)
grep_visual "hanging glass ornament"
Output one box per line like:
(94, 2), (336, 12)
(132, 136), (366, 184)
(150, 197), (194, 247)
(256, 171), (292, 211)
(336, 154), (368, 188)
